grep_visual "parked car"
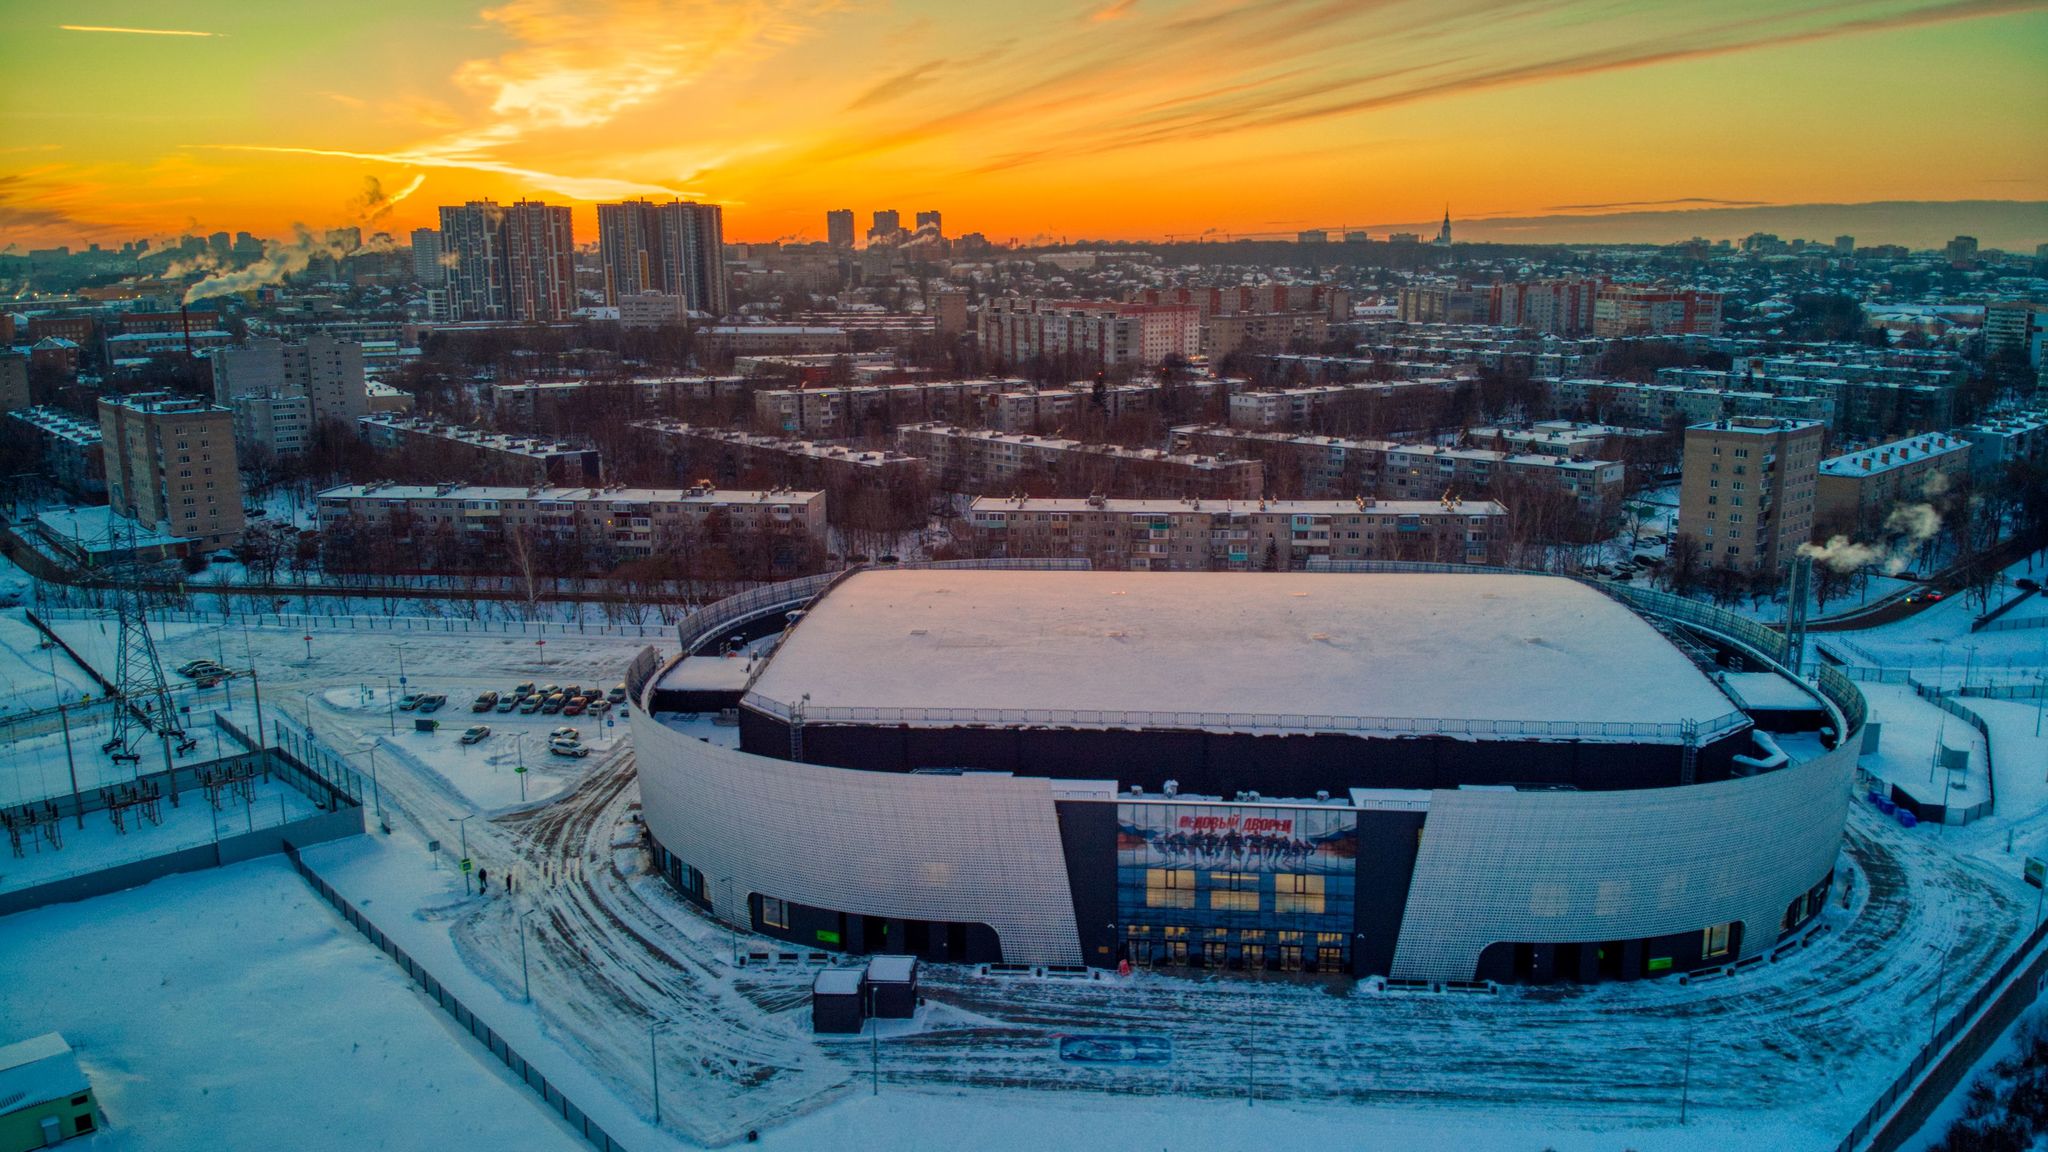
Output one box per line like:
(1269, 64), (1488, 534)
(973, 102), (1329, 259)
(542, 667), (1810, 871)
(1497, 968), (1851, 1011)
(536, 684), (561, 699)
(177, 659), (220, 676)
(513, 681), (537, 697)
(494, 697), (519, 713)
(607, 684), (628, 704)
(418, 693), (448, 714)
(518, 697), (544, 715)
(471, 691), (499, 712)
(549, 727), (580, 741)
(549, 740), (589, 759)
(397, 693), (425, 711)
(563, 700), (587, 717)
(586, 699), (612, 715)
(541, 695), (566, 715)
(461, 725), (490, 745)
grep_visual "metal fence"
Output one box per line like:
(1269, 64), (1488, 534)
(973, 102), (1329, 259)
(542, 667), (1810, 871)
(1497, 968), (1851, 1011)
(281, 842), (631, 1152)
(1833, 917), (2048, 1152)
(739, 693), (1751, 743)
(670, 558), (1092, 657)
(38, 606), (678, 640)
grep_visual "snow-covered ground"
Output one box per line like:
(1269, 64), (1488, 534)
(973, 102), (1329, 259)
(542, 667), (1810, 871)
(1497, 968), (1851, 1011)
(0, 858), (589, 1151)
(6, 548), (2048, 1151)
(0, 769), (320, 893)
(1856, 680), (1993, 811)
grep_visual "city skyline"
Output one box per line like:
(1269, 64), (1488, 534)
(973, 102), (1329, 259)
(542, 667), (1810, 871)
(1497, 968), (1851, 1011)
(2, 0), (2045, 250)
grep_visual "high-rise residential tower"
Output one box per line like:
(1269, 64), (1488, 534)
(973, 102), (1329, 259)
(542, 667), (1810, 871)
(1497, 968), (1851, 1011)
(826, 209), (855, 249)
(597, 199), (728, 316)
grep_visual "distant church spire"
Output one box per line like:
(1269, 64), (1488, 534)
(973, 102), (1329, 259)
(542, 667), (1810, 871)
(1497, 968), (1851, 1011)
(1436, 205), (1453, 246)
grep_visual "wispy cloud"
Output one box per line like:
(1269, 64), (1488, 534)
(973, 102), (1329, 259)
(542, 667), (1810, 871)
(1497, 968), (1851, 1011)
(1544, 197), (1774, 212)
(1089, 0), (1140, 23)
(192, 143), (687, 201)
(59, 25), (216, 38)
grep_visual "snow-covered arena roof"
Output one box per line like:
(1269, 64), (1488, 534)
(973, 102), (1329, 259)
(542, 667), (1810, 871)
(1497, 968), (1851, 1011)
(744, 570), (1746, 738)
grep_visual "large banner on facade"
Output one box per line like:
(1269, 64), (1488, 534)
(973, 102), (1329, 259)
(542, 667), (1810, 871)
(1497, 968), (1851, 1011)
(1116, 803), (1357, 875)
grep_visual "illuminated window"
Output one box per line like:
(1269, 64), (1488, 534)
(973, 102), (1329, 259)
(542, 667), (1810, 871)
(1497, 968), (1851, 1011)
(1146, 869), (1196, 909)
(1276, 874), (1325, 915)
(1703, 922), (1732, 958)
(760, 897), (789, 930)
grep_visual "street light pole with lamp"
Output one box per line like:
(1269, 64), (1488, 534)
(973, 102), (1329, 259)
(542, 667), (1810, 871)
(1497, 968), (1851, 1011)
(519, 908), (538, 1002)
(452, 814), (475, 895)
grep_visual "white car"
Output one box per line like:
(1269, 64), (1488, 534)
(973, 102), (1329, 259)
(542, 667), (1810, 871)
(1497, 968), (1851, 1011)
(549, 726), (580, 742)
(549, 740), (589, 759)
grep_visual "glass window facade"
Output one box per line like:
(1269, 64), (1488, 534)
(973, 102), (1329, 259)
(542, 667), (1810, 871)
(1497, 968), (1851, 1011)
(1116, 802), (1357, 972)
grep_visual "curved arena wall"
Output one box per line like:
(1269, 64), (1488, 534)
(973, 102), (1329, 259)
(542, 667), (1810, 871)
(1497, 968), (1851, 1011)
(634, 570), (1862, 978)
(633, 714), (1085, 965)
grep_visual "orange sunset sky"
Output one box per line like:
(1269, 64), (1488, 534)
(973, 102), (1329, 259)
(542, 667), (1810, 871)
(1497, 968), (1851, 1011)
(2, 0), (2045, 249)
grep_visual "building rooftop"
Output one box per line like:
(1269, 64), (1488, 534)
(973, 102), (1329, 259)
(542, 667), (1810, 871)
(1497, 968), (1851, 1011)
(8, 405), (102, 445)
(1176, 425), (1623, 473)
(969, 495), (1504, 516)
(358, 414), (590, 459)
(1684, 417), (1827, 435)
(745, 570), (1743, 741)
(317, 482), (818, 506)
(0, 1033), (88, 1113)
(632, 421), (918, 465)
(1820, 433), (1968, 477)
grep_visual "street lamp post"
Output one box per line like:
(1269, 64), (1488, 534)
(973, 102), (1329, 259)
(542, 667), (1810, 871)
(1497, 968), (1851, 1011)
(452, 814), (475, 895)
(1929, 943), (1952, 1051)
(520, 908), (537, 1002)
(515, 733), (527, 802)
(649, 1020), (663, 1124)
(720, 876), (738, 965)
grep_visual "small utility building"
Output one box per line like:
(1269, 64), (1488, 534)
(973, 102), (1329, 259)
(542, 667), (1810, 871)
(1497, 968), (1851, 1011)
(0, 1033), (97, 1150)
(812, 969), (868, 1034)
(865, 955), (919, 1019)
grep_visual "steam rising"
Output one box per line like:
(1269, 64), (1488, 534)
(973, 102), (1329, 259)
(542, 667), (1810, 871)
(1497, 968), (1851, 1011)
(182, 226), (396, 304)
(1798, 501), (1944, 576)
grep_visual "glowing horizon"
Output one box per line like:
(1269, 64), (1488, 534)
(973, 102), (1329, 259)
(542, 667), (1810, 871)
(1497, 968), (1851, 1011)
(2, 0), (2044, 250)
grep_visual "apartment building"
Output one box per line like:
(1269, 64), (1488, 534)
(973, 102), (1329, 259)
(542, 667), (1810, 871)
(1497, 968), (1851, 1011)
(595, 199), (730, 315)
(1816, 433), (1971, 531)
(1173, 425), (1625, 514)
(314, 481), (824, 570)
(230, 393), (315, 461)
(1675, 418), (1824, 574)
(97, 392), (245, 547)
(1592, 287), (1723, 336)
(967, 494), (1506, 570)
(1226, 379), (1457, 434)
(632, 421), (925, 521)
(1540, 378), (1833, 430)
(7, 406), (105, 497)
(1958, 410), (2048, 482)
(898, 424), (1263, 500)
(210, 335), (369, 422)
(0, 352), (27, 412)
(1201, 312), (1329, 358)
(978, 298), (1202, 368)
(1464, 421), (1663, 461)
(702, 326), (849, 358)
(753, 379), (1020, 437)
(357, 414), (602, 486)
(436, 200), (575, 322)
(489, 376), (753, 431)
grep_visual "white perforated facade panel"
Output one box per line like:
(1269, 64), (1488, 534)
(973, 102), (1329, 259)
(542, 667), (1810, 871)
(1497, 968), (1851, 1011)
(1390, 740), (1856, 981)
(634, 712), (1084, 965)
